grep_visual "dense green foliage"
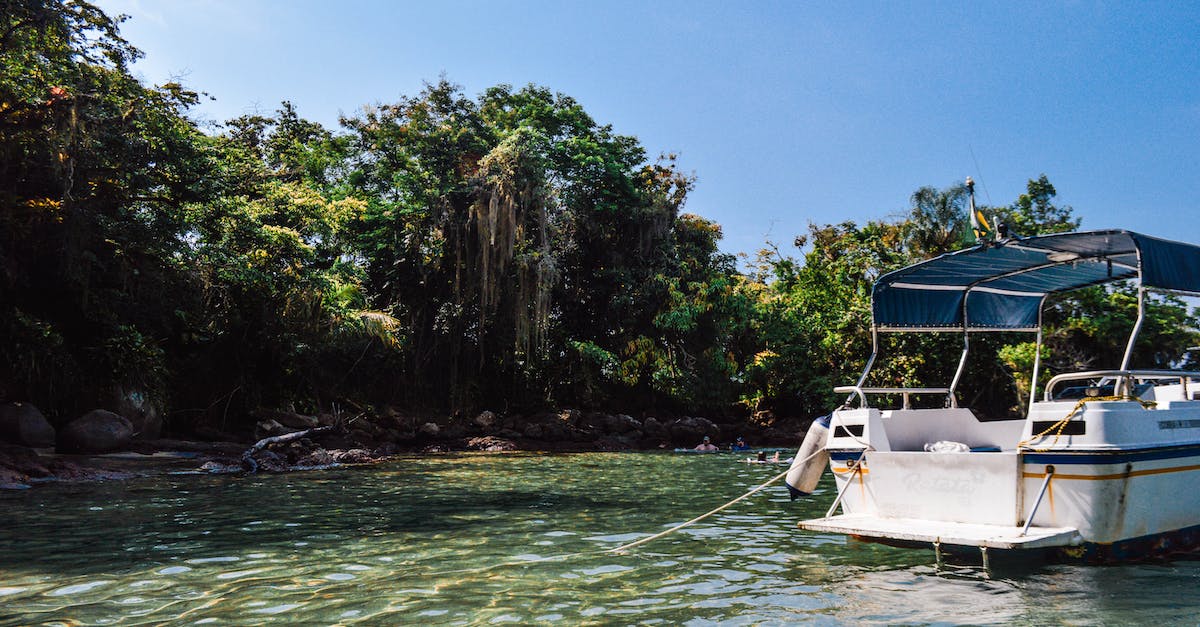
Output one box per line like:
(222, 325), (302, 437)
(2, 1), (1196, 433)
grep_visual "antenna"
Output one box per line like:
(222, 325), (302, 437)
(968, 145), (993, 205)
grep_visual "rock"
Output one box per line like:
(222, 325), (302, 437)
(0, 467), (31, 489)
(561, 409), (583, 427)
(296, 448), (335, 467)
(352, 417), (382, 437)
(254, 419), (290, 441)
(611, 414), (641, 434)
(595, 435), (635, 451)
(247, 449), (288, 472)
(419, 422), (440, 437)
(347, 428), (376, 447)
(114, 388), (162, 440)
(641, 416), (666, 438)
(0, 444), (51, 488)
(473, 410), (498, 430)
(274, 412), (320, 430)
(374, 441), (400, 456)
(667, 416), (720, 445)
(331, 448), (373, 464)
(522, 423), (545, 439)
(0, 402), (55, 448)
(192, 426), (243, 443)
(57, 410), (134, 453)
(466, 436), (516, 452)
(199, 460), (240, 474)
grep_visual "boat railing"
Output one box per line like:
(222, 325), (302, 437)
(1042, 369), (1200, 402)
(834, 386), (953, 410)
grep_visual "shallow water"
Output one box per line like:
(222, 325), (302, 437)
(2, 452), (1200, 625)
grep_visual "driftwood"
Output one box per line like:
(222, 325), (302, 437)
(241, 425), (335, 473)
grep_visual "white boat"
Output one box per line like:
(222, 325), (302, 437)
(789, 228), (1200, 563)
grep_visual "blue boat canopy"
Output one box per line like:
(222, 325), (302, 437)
(873, 230), (1200, 331)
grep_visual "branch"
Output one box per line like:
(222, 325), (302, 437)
(241, 425), (335, 473)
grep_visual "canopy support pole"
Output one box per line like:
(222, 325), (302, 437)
(948, 330), (967, 409)
(847, 328), (880, 407)
(1118, 286), (1146, 395)
(1027, 298), (1046, 414)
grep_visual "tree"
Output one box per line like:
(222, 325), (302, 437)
(1, 0), (212, 417)
(998, 174), (1080, 237)
(904, 183), (969, 258)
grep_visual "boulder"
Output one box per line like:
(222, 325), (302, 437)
(419, 422), (440, 437)
(440, 424), (466, 440)
(473, 410), (498, 431)
(611, 414), (641, 435)
(347, 428), (376, 446)
(667, 416), (720, 445)
(274, 412), (320, 430)
(114, 388), (162, 440)
(57, 410), (133, 453)
(641, 416), (666, 438)
(254, 419), (290, 440)
(561, 409), (583, 427)
(0, 402), (55, 448)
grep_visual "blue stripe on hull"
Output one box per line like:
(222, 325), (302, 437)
(1024, 443), (1200, 465)
(828, 443), (1200, 465)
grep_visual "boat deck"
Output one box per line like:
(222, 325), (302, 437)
(799, 514), (1082, 550)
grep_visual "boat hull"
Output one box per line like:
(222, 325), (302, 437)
(807, 443), (1200, 561)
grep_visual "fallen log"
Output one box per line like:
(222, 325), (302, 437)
(241, 425), (335, 473)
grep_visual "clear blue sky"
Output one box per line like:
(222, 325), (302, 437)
(97, 0), (1200, 257)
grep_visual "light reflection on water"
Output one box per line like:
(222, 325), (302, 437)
(1, 452), (1199, 625)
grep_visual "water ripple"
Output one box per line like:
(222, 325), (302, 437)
(1, 453), (1198, 624)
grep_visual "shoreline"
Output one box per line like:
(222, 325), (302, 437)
(0, 428), (804, 490)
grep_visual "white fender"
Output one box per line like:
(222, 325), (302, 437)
(785, 414), (830, 499)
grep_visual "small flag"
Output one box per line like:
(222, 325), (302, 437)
(966, 177), (991, 243)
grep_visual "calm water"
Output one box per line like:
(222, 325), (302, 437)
(2, 452), (1200, 625)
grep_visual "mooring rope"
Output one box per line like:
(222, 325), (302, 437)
(605, 465), (795, 554)
(427, 447), (827, 577)
(1017, 394), (1155, 451)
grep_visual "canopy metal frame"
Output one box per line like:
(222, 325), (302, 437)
(845, 230), (1200, 410)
